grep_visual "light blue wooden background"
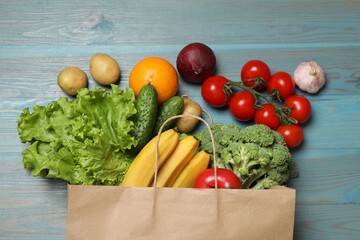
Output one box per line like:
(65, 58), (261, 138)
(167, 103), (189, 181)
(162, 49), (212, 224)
(1, 0), (360, 239)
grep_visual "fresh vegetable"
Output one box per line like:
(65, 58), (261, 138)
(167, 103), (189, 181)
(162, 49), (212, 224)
(229, 91), (256, 122)
(172, 150), (210, 188)
(284, 95), (312, 124)
(201, 75), (232, 108)
(122, 129), (180, 187)
(240, 59), (271, 90)
(57, 66), (88, 96)
(194, 168), (241, 189)
(17, 85), (137, 185)
(176, 42), (216, 84)
(267, 71), (295, 99)
(196, 123), (298, 189)
(89, 53), (120, 85)
(276, 124), (304, 149)
(129, 84), (158, 155)
(254, 103), (281, 130)
(154, 95), (184, 135)
(175, 96), (202, 133)
(227, 78), (297, 126)
(155, 135), (199, 187)
(294, 61), (326, 94)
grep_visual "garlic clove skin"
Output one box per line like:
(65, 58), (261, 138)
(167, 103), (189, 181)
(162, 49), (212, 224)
(294, 61), (326, 94)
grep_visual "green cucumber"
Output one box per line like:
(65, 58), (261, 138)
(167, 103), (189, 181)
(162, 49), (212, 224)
(153, 95), (184, 135)
(129, 84), (158, 155)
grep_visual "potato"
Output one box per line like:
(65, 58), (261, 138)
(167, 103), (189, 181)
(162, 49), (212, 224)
(89, 53), (121, 85)
(57, 66), (88, 96)
(175, 96), (202, 133)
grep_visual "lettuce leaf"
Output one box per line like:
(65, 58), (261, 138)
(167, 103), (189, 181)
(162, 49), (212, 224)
(17, 85), (137, 185)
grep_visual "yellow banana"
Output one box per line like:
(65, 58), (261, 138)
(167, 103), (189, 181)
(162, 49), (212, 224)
(172, 150), (210, 188)
(155, 135), (199, 187)
(121, 129), (179, 187)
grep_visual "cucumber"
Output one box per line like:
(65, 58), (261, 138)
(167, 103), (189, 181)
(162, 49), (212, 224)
(129, 84), (158, 155)
(153, 95), (184, 135)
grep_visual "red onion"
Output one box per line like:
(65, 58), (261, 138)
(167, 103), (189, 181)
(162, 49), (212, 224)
(176, 42), (216, 84)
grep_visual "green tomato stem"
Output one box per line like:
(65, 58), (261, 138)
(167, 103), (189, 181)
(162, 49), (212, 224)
(227, 80), (297, 126)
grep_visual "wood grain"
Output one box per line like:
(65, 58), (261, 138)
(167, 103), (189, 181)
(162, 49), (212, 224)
(1, 0), (360, 239)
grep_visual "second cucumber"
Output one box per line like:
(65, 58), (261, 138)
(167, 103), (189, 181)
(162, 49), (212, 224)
(129, 84), (158, 155)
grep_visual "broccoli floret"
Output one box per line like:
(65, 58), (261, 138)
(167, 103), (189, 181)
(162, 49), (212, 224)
(197, 122), (294, 189)
(238, 124), (275, 147)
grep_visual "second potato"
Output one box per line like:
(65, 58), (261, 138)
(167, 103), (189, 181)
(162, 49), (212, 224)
(90, 53), (121, 85)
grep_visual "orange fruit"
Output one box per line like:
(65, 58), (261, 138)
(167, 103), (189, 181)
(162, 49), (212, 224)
(129, 57), (179, 104)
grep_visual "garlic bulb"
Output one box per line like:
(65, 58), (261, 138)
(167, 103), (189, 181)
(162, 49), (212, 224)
(294, 61), (326, 94)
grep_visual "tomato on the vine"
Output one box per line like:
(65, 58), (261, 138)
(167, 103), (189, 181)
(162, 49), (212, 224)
(267, 72), (295, 99)
(276, 124), (304, 148)
(229, 91), (256, 121)
(194, 168), (241, 189)
(254, 103), (281, 130)
(241, 59), (271, 90)
(201, 75), (232, 108)
(284, 94), (312, 124)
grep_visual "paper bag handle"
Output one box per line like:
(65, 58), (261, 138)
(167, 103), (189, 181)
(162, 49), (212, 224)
(153, 114), (218, 188)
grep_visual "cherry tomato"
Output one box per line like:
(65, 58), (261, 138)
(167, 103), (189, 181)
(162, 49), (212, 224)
(241, 59), (271, 90)
(194, 168), (241, 189)
(276, 124), (304, 148)
(284, 94), (312, 124)
(229, 91), (256, 121)
(267, 72), (295, 99)
(201, 75), (232, 108)
(254, 103), (281, 130)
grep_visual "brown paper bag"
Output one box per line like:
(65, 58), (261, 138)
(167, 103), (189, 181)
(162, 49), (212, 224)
(66, 115), (296, 239)
(67, 185), (295, 240)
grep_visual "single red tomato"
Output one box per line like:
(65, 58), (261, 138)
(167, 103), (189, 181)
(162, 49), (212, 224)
(194, 168), (241, 189)
(229, 91), (256, 121)
(276, 124), (304, 148)
(254, 103), (281, 130)
(267, 72), (295, 99)
(201, 75), (233, 108)
(241, 59), (271, 90)
(284, 94), (312, 124)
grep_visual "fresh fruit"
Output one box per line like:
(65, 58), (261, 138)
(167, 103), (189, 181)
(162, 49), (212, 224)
(89, 53), (121, 85)
(57, 66), (88, 96)
(267, 72), (295, 99)
(276, 124), (304, 149)
(194, 168), (241, 189)
(284, 94), (312, 124)
(229, 91), (256, 121)
(154, 95), (184, 135)
(172, 150), (210, 188)
(129, 57), (179, 104)
(176, 42), (216, 83)
(240, 59), (271, 90)
(129, 84), (158, 155)
(121, 129), (179, 187)
(254, 103), (281, 130)
(155, 135), (199, 187)
(201, 75), (232, 108)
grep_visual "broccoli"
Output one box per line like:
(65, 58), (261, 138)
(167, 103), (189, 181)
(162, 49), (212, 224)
(196, 123), (298, 189)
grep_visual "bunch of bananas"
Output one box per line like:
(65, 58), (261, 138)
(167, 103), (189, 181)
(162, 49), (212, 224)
(121, 129), (210, 188)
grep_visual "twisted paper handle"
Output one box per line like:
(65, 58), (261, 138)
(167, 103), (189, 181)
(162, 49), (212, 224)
(153, 114), (217, 188)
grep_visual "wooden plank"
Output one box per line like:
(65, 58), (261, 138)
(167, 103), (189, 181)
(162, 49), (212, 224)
(0, 0), (359, 45)
(1, 46), (360, 99)
(3, 92), (360, 150)
(294, 204), (360, 240)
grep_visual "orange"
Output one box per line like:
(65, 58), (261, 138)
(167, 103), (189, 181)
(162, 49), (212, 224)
(129, 57), (179, 104)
